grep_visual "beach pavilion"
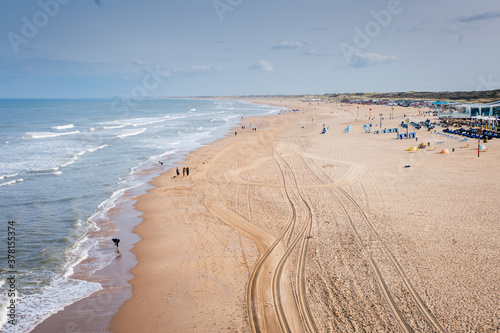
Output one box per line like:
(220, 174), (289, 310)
(447, 100), (500, 129)
(455, 100), (500, 118)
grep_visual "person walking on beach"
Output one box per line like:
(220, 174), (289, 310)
(176, 167), (180, 177)
(112, 238), (120, 253)
(182, 167), (186, 177)
(186, 167), (190, 176)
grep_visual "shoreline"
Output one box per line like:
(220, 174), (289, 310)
(30, 101), (283, 333)
(108, 114), (271, 332)
(34, 98), (499, 332)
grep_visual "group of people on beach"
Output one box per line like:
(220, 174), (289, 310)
(175, 166), (189, 177)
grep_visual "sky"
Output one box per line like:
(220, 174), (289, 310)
(0, 0), (499, 98)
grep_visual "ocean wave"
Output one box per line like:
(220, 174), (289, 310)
(61, 145), (108, 168)
(3, 277), (102, 333)
(101, 125), (125, 130)
(87, 144), (108, 153)
(131, 119), (168, 127)
(0, 218), (103, 332)
(60, 157), (77, 168)
(29, 167), (59, 174)
(26, 131), (80, 139)
(119, 146), (180, 181)
(52, 124), (74, 130)
(117, 128), (146, 139)
(0, 173), (18, 180)
(0, 178), (23, 187)
(100, 116), (170, 129)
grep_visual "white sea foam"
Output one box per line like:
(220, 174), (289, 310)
(131, 118), (168, 127)
(6, 277), (102, 333)
(0, 279), (12, 331)
(60, 157), (77, 168)
(0, 173), (18, 180)
(117, 128), (146, 139)
(52, 124), (74, 130)
(87, 144), (108, 153)
(26, 131), (80, 139)
(60, 145), (108, 168)
(101, 125), (125, 130)
(0, 178), (23, 187)
(29, 167), (59, 174)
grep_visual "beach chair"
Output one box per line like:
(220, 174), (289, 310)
(461, 143), (469, 148)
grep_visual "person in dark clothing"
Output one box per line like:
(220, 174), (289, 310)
(112, 238), (120, 252)
(186, 167), (190, 176)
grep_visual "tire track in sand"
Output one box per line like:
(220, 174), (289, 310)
(297, 153), (412, 332)
(196, 132), (305, 333)
(299, 150), (444, 332)
(265, 144), (318, 333)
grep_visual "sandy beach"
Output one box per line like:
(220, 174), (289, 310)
(107, 98), (499, 332)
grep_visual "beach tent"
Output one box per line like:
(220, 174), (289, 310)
(440, 149), (449, 154)
(407, 146), (418, 151)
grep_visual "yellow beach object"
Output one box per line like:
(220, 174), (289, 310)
(407, 146), (418, 152)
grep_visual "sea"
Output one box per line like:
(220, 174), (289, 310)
(0, 98), (282, 332)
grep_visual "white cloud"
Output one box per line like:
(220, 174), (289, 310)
(343, 52), (398, 68)
(456, 8), (500, 23)
(250, 60), (274, 72)
(273, 41), (304, 49)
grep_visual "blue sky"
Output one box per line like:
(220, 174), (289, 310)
(0, 0), (499, 97)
